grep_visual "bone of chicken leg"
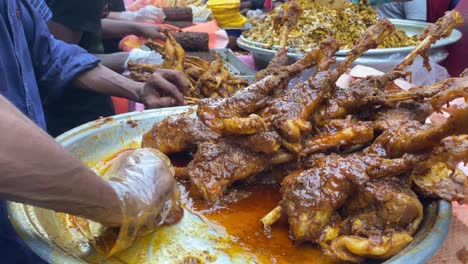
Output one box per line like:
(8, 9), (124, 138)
(262, 18), (396, 144)
(196, 38), (339, 134)
(367, 74), (468, 109)
(394, 11), (463, 72)
(300, 121), (374, 156)
(255, 0), (303, 81)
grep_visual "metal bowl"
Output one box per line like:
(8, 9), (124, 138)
(238, 19), (462, 70)
(8, 107), (452, 263)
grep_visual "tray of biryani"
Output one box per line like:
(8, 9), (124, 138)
(238, 0), (462, 69)
(8, 11), (467, 264)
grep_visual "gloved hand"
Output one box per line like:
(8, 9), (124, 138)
(120, 6), (166, 24)
(103, 148), (184, 256)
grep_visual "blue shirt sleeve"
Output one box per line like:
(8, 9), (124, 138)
(22, 0), (101, 102)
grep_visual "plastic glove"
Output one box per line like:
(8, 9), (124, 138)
(246, 9), (266, 20)
(120, 6), (166, 24)
(124, 48), (164, 68)
(123, 48), (164, 77)
(103, 148), (183, 256)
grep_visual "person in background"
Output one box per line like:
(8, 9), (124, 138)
(43, 0), (167, 137)
(0, 0), (187, 262)
(103, 0), (127, 53)
(372, 0), (427, 21)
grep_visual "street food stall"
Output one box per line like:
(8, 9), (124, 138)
(7, 1), (467, 263)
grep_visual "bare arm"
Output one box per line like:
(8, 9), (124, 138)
(73, 64), (189, 107)
(0, 96), (121, 226)
(101, 18), (165, 40)
(72, 64), (143, 101)
(95, 52), (129, 73)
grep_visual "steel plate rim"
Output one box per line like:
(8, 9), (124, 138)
(239, 19), (462, 56)
(8, 107), (453, 264)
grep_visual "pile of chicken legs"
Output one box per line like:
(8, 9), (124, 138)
(141, 7), (467, 263)
(128, 30), (249, 99)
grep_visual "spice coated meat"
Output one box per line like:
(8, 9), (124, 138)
(141, 9), (467, 263)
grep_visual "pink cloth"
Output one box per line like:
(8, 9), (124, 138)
(441, 0), (468, 77)
(237, 55), (257, 71)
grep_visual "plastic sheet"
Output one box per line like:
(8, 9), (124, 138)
(123, 48), (164, 76)
(120, 6), (166, 23)
(103, 148), (183, 256)
(288, 50), (450, 89)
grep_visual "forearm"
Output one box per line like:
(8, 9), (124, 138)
(72, 64), (143, 102)
(94, 52), (129, 73)
(101, 18), (142, 39)
(0, 96), (121, 226)
(107, 11), (123, 20)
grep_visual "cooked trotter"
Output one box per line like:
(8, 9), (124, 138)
(187, 140), (295, 201)
(368, 107), (468, 158)
(227, 131), (282, 154)
(162, 29), (185, 72)
(325, 232), (413, 263)
(187, 141), (270, 201)
(262, 18), (395, 144)
(278, 154), (413, 242)
(316, 71), (407, 120)
(371, 101), (434, 132)
(322, 177), (423, 262)
(411, 135), (468, 203)
(141, 110), (220, 154)
(197, 38), (339, 134)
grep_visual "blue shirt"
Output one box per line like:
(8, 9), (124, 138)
(0, 0), (99, 130)
(30, 0), (52, 21)
(0, 0), (99, 262)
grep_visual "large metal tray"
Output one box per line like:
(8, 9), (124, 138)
(238, 19), (462, 70)
(8, 107), (452, 264)
(213, 48), (256, 82)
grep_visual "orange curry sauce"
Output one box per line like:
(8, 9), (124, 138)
(171, 154), (335, 264)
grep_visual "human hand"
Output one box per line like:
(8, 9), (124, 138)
(136, 24), (166, 40)
(139, 69), (189, 108)
(104, 148), (184, 256)
(120, 6), (166, 24)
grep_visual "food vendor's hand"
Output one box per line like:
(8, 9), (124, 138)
(136, 24), (166, 40)
(140, 69), (189, 108)
(104, 148), (184, 256)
